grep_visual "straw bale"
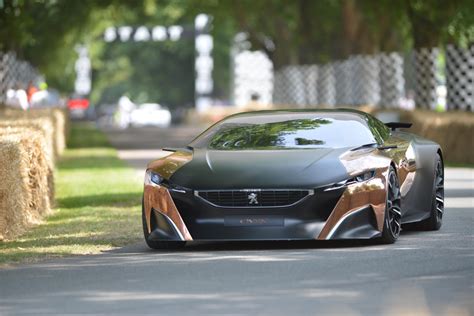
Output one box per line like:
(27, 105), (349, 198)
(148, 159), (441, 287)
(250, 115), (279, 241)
(1, 131), (51, 213)
(0, 131), (50, 240)
(369, 108), (474, 164)
(50, 108), (67, 154)
(0, 118), (55, 166)
(400, 111), (474, 164)
(0, 140), (31, 240)
(0, 127), (55, 204)
(0, 107), (68, 156)
(57, 107), (70, 142)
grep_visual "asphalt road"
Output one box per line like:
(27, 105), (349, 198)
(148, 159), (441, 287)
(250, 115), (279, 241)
(0, 125), (473, 315)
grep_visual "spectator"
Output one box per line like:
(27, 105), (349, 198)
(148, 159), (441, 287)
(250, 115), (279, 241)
(5, 85), (29, 110)
(117, 95), (135, 129)
(27, 81), (38, 102)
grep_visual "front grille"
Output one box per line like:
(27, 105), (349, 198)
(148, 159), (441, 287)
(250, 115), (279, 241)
(195, 189), (313, 207)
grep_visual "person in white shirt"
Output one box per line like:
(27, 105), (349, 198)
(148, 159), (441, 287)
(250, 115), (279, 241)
(5, 86), (29, 110)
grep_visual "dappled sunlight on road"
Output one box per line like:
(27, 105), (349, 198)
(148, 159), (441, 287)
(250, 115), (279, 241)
(1, 125), (473, 315)
(1, 212), (472, 315)
(1, 278), (471, 315)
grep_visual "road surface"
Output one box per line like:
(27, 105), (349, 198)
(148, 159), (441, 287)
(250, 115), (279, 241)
(0, 125), (472, 315)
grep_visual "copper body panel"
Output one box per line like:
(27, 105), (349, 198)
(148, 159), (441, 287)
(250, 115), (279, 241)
(144, 151), (194, 240)
(143, 185), (193, 241)
(316, 146), (415, 240)
(147, 151), (193, 180)
(317, 168), (388, 239)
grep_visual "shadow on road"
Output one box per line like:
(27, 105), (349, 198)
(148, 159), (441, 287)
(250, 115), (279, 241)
(107, 238), (394, 255)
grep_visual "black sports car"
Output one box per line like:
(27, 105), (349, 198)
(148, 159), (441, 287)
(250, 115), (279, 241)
(142, 109), (444, 248)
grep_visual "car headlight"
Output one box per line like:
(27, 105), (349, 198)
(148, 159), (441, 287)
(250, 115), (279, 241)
(354, 170), (376, 182)
(324, 170), (376, 191)
(145, 170), (163, 186)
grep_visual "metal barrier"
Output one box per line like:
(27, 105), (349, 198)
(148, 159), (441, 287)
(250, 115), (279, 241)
(273, 45), (473, 111)
(0, 51), (41, 104)
(446, 45), (474, 111)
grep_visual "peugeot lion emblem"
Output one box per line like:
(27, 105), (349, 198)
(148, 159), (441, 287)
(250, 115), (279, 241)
(248, 192), (259, 205)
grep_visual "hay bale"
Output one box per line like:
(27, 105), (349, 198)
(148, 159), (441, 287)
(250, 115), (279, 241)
(360, 108), (474, 164)
(0, 107), (68, 156)
(58, 107), (70, 143)
(0, 127), (55, 204)
(50, 108), (68, 154)
(0, 140), (31, 241)
(385, 110), (474, 164)
(1, 130), (52, 212)
(0, 131), (51, 240)
(0, 118), (55, 165)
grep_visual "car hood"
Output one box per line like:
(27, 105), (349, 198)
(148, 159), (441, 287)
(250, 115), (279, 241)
(169, 148), (351, 190)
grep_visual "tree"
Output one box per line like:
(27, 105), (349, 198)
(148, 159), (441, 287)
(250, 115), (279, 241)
(201, 0), (472, 68)
(1, 0), (472, 102)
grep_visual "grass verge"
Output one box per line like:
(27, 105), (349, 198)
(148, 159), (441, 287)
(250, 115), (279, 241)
(445, 162), (474, 168)
(0, 122), (142, 266)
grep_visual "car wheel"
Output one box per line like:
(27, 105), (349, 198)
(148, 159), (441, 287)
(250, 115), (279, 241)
(404, 153), (444, 231)
(380, 166), (402, 244)
(141, 197), (186, 250)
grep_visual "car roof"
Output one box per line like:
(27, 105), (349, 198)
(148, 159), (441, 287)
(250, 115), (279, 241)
(227, 108), (370, 118)
(221, 108), (371, 125)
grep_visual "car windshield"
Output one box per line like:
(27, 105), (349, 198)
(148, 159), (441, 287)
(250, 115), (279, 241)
(191, 113), (377, 150)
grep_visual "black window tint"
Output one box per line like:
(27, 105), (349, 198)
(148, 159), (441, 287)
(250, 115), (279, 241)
(191, 114), (377, 150)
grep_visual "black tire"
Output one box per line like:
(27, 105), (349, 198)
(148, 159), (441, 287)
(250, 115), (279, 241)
(380, 166), (402, 244)
(142, 197), (186, 250)
(403, 153), (444, 231)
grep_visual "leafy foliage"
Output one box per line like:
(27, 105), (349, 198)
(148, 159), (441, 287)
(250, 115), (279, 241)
(1, 0), (472, 103)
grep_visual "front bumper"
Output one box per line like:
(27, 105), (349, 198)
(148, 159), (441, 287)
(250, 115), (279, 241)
(143, 171), (387, 241)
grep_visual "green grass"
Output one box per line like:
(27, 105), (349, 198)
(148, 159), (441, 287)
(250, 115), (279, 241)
(0, 123), (143, 266)
(445, 162), (474, 168)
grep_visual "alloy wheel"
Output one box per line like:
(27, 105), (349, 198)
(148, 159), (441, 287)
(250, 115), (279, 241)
(435, 159), (444, 222)
(387, 171), (402, 238)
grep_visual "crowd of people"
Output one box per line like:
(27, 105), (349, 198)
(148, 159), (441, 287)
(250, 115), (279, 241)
(5, 81), (61, 110)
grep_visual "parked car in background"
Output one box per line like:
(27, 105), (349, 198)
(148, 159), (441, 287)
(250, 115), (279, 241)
(67, 94), (90, 119)
(130, 103), (172, 127)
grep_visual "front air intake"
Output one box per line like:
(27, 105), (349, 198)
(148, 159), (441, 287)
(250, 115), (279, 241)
(195, 189), (314, 208)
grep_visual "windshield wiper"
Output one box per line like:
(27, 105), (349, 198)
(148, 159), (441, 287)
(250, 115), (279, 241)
(351, 143), (378, 151)
(162, 145), (194, 153)
(351, 143), (398, 151)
